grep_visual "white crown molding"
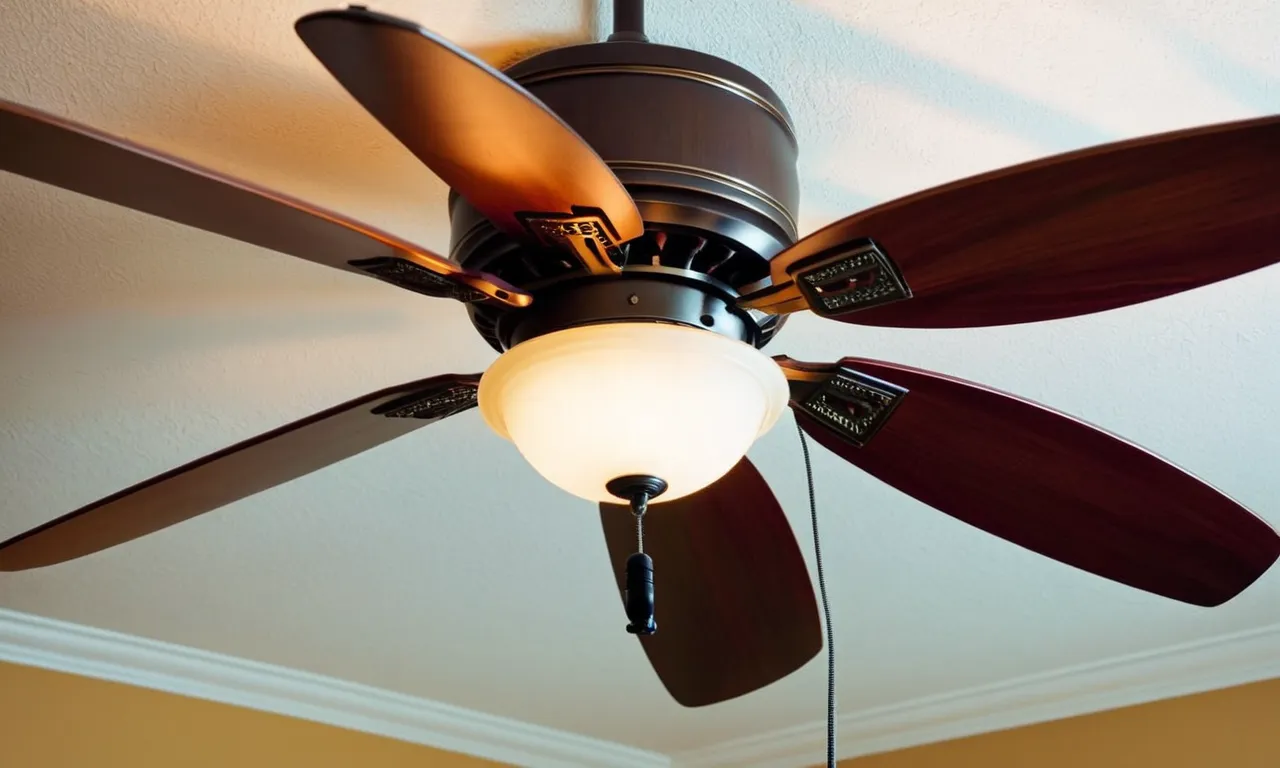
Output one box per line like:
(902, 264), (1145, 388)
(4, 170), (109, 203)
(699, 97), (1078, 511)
(0, 608), (669, 768)
(3, 607), (1276, 768)
(674, 622), (1280, 768)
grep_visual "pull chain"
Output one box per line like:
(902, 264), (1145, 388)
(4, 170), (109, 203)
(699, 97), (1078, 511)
(606, 476), (666, 637)
(623, 490), (657, 635)
(632, 492), (648, 553)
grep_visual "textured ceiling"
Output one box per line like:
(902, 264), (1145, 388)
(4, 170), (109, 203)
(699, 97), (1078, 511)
(2, 0), (1279, 758)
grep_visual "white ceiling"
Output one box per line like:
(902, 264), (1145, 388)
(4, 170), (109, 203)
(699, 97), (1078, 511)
(2, 0), (1279, 759)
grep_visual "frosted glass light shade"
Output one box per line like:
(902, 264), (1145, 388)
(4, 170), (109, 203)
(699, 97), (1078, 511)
(479, 323), (789, 503)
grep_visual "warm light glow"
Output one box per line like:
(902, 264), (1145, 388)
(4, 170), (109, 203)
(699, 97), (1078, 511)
(479, 323), (789, 503)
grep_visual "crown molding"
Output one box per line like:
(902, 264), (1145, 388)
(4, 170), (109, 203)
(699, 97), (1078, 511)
(674, 622), (1280, 767)
(3, 607), (1276, 768)
(0, 608), (668, 768)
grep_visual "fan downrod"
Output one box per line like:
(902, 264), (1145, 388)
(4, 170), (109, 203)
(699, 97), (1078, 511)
(609, 0), (648, 43)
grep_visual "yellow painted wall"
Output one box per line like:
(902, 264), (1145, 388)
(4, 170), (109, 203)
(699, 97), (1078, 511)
(0, 660), (506, 767)
(841, 676), (1280, 768)
(2, 657), (1277, 768)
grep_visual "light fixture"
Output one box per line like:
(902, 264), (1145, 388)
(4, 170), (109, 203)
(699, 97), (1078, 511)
(479, 322), (789, 502)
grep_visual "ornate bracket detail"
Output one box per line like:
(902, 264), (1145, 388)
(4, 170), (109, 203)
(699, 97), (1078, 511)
(373, 383), (478, 421)
(517, 207), (625, 275)
(791, 365), (907, 447)
(792, 241), (911, 317)
(348, 256), (487, 303)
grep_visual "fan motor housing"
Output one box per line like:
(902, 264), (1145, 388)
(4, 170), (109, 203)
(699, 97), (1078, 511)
(449, 41), (799, 352)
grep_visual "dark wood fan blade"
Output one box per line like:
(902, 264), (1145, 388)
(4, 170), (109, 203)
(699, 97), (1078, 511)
(0, 374), (481, 571)
(599, 458), (822, 707)
(0, 99), (527, 307)
(744, 116), (1280, 327)
(296, 7), (644, 273)
(777, 356), (1280, 606)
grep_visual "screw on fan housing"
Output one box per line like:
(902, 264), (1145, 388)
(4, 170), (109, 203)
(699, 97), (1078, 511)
(607, 474), (668, 636)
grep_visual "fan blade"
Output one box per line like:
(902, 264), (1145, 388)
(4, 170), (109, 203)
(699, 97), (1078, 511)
(777, 356), (1280, 606)
(296, 7), (644, 274)
(744, 116), (1280, 327)
(0, 99), (527, 307)
(0, 374), (481, 571)
(600, 458), (821, 707)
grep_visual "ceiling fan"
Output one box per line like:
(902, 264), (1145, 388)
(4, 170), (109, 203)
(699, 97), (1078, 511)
(2, 0), (1278, 709)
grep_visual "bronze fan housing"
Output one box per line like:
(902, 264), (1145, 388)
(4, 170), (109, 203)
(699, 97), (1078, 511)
(452, 39), (798, 351)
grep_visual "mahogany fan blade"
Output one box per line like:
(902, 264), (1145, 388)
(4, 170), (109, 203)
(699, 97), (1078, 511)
(296, 7), (643, 244)
(761, 116), (1280, 327)
(599, 458), (821, 707)
(789, 358), (1279, 606)
(0, 374), (481, 571)
(0, 99), (526, 306)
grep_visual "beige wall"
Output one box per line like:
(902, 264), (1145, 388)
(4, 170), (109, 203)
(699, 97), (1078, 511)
(0, 660), (504, 767)
(2, 658), (1277, 767)
(842, 676), (1280, 768)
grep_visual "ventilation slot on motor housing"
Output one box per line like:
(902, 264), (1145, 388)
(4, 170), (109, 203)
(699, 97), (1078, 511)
(465, 223), (781, 352)
(622, 227), (770, 289)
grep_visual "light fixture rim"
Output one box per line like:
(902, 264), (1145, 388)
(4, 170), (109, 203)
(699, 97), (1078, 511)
(477, 321), (789, 442)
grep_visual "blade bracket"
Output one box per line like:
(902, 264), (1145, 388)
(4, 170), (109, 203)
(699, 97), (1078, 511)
(373, 383), (478, 421)
(348, 256), (487, 303)
(792, 241), (911, 317)
(518, 207), (626, 275)
(797, 366), (907, 447)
